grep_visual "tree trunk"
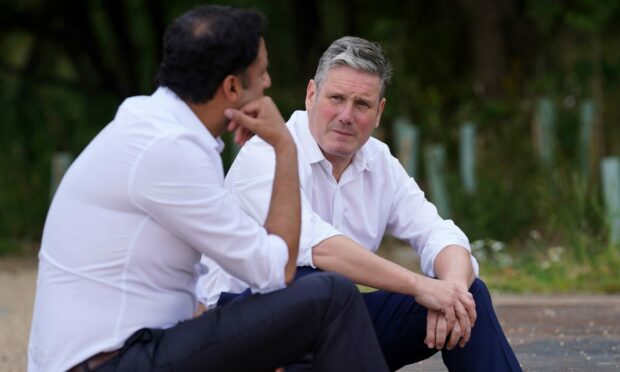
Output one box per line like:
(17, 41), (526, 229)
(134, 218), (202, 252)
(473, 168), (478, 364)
(460, 0), (514, 98)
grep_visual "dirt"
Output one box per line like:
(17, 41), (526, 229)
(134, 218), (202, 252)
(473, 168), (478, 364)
(2, 256), (619, 372)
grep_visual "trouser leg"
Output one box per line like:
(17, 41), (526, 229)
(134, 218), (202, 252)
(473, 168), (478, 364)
(362, 288), (437, 370)
(363, 278), (522, 372)
(97, 273), (388, 372)
(440, 278), (522, 372)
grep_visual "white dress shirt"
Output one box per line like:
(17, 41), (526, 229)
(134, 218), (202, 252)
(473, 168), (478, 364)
(28, 88), (288, 372)
(196, 110), (478, 307)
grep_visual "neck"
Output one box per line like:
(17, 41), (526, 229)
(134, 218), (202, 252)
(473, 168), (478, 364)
(185, 99), (228, 138)
(324, 153), (353, 182)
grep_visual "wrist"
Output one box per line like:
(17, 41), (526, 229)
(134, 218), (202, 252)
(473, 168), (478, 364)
(272, 134), (296, 155)
(406, 272), (424, 297)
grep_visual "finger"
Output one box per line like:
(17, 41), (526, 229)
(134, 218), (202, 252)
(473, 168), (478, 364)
(238, 99), (262, 116)
(225, 108), (259, 133)
(435, 314), (448, 350)
(460, 292), (477, 325)
(425, 310), (439, 349)
(460, 319), (472, 348)
(454, 298), (470, 326)
(234, 127), (254, 146)
(234, 127), (243, 146)
(455, 301), (472, 348)
(237, 98), (271, 123)
(442, 305), (456, 336)
(446, 319), (461, 350)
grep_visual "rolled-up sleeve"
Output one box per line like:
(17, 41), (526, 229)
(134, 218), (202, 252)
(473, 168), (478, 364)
(128, 133), (288, 294)
(225, 137), (341, 268)
(386, 156), (479, 278)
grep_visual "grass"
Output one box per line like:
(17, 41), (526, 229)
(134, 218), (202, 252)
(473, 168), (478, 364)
(375, 236), (620, 294)
(480, 243), (620, 294)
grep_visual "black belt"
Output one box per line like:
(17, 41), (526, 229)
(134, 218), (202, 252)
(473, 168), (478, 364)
(67, 350), (119, 372)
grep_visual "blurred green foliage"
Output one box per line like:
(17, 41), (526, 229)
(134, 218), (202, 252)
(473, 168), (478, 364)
(2, 0), (620, 292)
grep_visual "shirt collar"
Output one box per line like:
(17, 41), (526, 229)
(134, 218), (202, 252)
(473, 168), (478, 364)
(291, 110), (371, 175)
(152, 87), (225, 154)
(291, 111), (325, 165)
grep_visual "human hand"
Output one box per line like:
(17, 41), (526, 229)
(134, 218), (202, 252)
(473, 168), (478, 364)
(224, 97), (291, 148)
(425, 306), (472, 350)
(415, 276), (476, 339)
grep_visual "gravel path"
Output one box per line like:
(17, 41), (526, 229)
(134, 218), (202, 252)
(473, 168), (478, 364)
(2, 256), (619, 371)
(0, 256), (37, 372)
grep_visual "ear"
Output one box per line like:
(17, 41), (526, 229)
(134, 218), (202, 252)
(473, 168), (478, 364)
(375, 98), (386, 128)
(305, 80), (317, 111)
(221, 75), (241, 103)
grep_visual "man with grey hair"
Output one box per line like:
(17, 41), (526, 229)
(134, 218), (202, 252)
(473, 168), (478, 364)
(197, 36), (521, 371)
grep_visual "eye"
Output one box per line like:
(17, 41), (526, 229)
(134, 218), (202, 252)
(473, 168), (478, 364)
(329, 95), (344, 102)
(356, 100), (371, 109)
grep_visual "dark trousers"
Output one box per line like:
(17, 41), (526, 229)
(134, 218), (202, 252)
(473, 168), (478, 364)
(95, 272), (388, 372)
(221, 267), (522, 372)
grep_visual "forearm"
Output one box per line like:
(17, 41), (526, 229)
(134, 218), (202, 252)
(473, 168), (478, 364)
(264, 140), (300, 284)
(433, 245), (476, 287)
(312, 235), (424, 296)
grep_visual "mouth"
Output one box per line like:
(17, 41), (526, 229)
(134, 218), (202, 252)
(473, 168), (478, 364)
(332, 129), (354, 136)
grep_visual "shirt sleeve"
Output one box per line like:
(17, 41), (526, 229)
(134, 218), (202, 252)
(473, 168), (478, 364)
(225, 137), (341, 267)
(128, 133), (288, 295)
(385, 156), (479, 278)
(196, 256), (251, 308)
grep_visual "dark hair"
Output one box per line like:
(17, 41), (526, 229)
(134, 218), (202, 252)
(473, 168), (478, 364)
(155, 5), (266, 104)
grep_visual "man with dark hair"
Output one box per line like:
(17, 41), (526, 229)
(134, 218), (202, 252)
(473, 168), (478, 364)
(28, 6), (388, 372)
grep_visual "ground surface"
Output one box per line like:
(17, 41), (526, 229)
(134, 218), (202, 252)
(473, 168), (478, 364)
(2, 256), (619, 372)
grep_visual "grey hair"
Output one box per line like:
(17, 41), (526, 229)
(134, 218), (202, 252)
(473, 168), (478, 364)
(313, 36), (392, 98)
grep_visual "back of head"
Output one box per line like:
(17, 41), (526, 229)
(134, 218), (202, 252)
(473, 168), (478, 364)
(314, 36), (392, 98)
(156, 5), (266, 104)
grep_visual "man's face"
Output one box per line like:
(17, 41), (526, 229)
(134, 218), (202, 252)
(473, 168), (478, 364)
(306, 66), (385, 165)
(237, 37), (271, 107)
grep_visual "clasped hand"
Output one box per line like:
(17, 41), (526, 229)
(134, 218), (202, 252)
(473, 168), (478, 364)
(415, 277), (477, 350)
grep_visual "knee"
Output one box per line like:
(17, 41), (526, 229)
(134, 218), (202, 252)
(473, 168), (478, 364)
(469, 278), (490, 296)
(300, 272), (359, 304)
(326, 272), (359, 299)
(470, 278), (496, 312)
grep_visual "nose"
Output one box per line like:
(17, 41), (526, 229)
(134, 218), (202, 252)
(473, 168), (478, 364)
(338, 101), (353, 125)
(263, 71), (271, 89)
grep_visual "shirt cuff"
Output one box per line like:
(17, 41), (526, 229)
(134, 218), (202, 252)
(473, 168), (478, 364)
(196, 257), (249, 308)
(422, 236), (479, 278)
(298, 214), (341, 267)
(249, 233), (289, 294)
(195, 233), (289, 307)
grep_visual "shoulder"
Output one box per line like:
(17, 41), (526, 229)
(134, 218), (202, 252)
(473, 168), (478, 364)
(362, 137), (410, 184)
(364, 137), (397, 167)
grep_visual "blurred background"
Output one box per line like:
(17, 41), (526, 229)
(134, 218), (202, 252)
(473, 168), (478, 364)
(1, 0), (620, 292)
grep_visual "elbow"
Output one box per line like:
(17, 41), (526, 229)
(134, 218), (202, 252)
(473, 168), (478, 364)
(311, 243), (331, 266)
(467, 267), (476, 287)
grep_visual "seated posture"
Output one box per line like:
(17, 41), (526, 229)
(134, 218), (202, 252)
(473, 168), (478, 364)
(198, 36), (522, 372)
(28, 8), (388, 372)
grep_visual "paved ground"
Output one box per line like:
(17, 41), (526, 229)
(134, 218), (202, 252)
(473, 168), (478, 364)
(401, 295), (620, 371)
(2, 256), (619, 371)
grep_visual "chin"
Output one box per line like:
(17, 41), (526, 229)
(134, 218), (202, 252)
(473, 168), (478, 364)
(326, 148), (355, 159)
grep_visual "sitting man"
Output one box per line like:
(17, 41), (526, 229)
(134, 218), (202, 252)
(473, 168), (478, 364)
(198, 36), (522, 371)
(28, 7), (389, 372)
